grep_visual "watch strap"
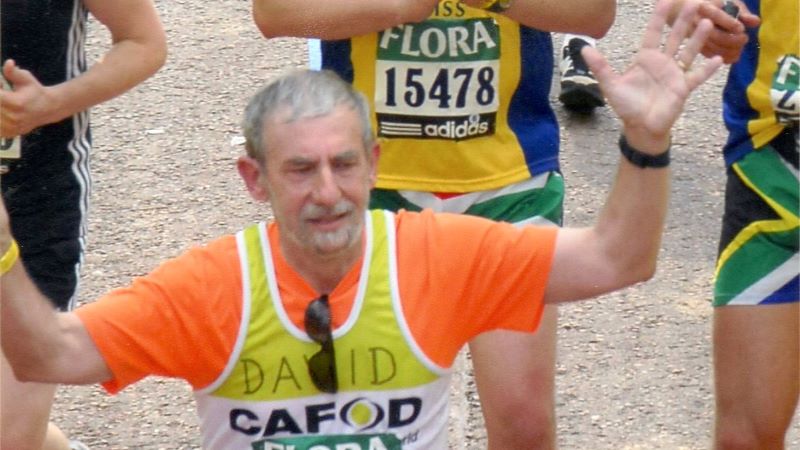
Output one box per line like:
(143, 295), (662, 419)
(619, 134), (670, 168)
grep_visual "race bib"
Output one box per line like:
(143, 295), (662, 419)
(252, 433), (403, 450)
(373, 18), (500, 140)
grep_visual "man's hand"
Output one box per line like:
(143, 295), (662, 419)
(582, 0), (723, 147)
(667, 0), (760, 64)
(697, 0), (759, 63)
(0, 59), (60, 138)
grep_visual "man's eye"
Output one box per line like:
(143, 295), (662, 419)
(334, 161), (356, 170)
(291, 165), (313, 174)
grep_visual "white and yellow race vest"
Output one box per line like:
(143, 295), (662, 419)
(195, 210), (452, 449)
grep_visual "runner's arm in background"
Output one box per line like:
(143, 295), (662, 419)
(253, 0), (438, 39)
(461, 0), (615, 38)
(543, 0), (723, 303)
(253, 0), (613, 40)
(0, 0), (166, 138)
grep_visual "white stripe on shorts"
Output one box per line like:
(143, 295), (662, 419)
(397, 173), (551, 216)
(727, 253), (800, 305)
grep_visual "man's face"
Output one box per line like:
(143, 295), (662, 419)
(261, 105), (376, 258)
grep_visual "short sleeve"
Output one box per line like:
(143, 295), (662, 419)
(75, 235), (243, 393)
(396, 210), (557, 367)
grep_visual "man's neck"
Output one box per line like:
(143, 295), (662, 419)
(278, 238), (363, 295)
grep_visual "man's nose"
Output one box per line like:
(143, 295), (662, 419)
(312, 166), (341, 205)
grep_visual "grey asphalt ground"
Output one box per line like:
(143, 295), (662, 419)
(49, 0), (798, 448)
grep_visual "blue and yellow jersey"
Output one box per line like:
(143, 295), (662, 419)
(319, 1), (558, 192)
(723, 0), (799, 166)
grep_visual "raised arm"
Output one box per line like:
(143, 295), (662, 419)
(252, 0), (438, 39)
(544, 0), (723, 303)
(0, 197), (111, 384)
(253, 0), (613, 40)
(462, 0), (616, 38)
(0, 0), (166, 138)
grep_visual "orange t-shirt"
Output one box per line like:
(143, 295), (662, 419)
(76, 210), (557, 394)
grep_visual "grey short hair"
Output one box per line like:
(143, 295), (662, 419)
(242, 69), (375, 164)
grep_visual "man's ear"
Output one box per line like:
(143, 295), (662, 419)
(237, 156), (269, 202)
(368, 142), (380, 188)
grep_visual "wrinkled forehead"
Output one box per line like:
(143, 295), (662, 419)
(264, 104), (366, 143)
(268, 102), (356, 126)
(263, 105), (367, 155)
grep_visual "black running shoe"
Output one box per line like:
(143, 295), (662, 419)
(558, 38), (605, 113)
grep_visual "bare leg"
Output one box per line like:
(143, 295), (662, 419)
(43, 424), (71, 450)
(1, 352), (70, 450)
(713, 303), (799, 450)
(470, 304), (558, 450)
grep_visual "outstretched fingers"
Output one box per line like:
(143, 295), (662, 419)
(686, 55), (723, 91)
(642, 0), (673, 51)
(686, 54), (724, 92)
(664, 0), (700, 59)
(581, 45), (614, 92)
(672, 18), (723, 91)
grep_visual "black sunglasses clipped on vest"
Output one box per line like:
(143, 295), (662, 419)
(304, 294), (338, 393)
